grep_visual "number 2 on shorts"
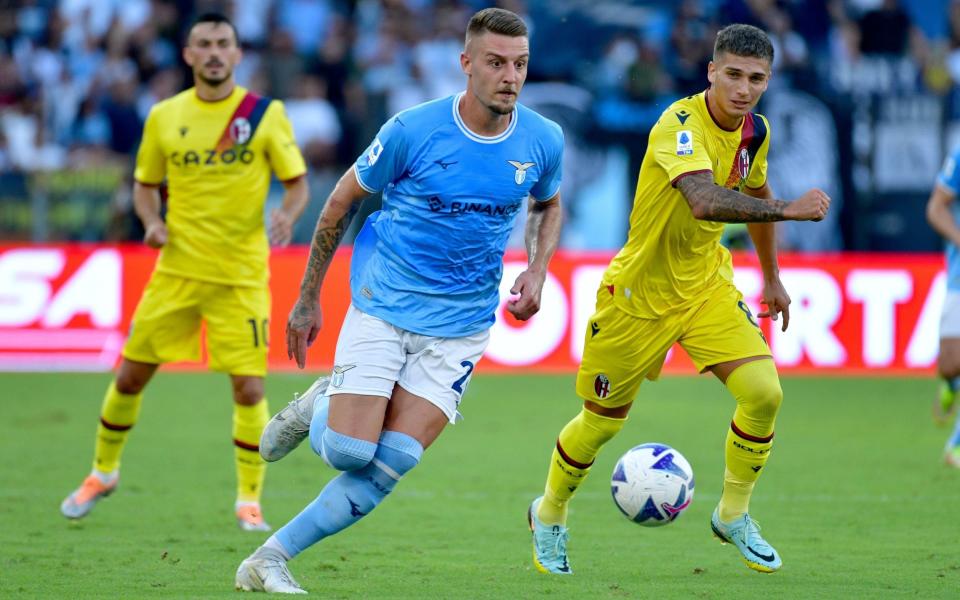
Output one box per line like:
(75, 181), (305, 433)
(451, 360), (475, 394)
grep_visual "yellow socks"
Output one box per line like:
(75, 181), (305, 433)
(539, 408), (626, 525)
(234, 399), (269, 504)
(718, 359), (782, 522)
(93, 382), (143, 474)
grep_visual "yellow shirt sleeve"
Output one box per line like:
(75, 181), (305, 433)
(134, 107), (165, 184)
(263, 100), (307, 181)
(745, 115), (770, 189)
(651, 112), (713, 185)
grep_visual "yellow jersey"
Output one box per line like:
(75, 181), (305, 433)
(134, 86), (307, 287)
(603, 90), (770, 318)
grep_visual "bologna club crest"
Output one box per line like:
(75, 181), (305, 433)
(594, 374), (611, 398)
(737, 147), (750, 180)
(229, 117), (252, 145)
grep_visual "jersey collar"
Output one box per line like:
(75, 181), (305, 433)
(452, 92), (518, 144)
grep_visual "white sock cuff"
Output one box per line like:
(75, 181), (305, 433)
(263, 535), (292, 561)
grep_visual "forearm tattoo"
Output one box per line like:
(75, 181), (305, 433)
(299, 203), (360, 298)
(677, 173), (788, 223)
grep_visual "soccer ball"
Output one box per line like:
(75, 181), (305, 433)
(610, 443), (695, 527)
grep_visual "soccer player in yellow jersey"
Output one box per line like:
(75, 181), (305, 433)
(528, 24), (830, 574)
(60, 12), (309, 532)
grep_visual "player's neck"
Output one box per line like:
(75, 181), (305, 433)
(194, 79), (237, 103)
(458, 92), (513, 137)
(705, 88), (743, 131)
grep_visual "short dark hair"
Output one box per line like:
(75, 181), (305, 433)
(186, 12), (238, 45)
(466, 7), (528, 44)
(714, 24), (773, 64)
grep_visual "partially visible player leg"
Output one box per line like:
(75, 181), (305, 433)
(236, 389), (438, 594)
(260, 376), (330, 462)
(236, 315), (482, 592)
(937, 339), (960, 466)
(231, 374), (272, 531)
(61, 359), (157, 519)
(946, 410), (960, 468)
(530, 402), (627, 575)
(205, 283), (275, 530)
(682, 283), (782, 572)
(934, 338), (960, 426)
(62, 272), (200, 520)
(708, 358), (783, 571)
(531, 288), (671, 574)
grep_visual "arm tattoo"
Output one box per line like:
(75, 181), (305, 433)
(299, 203), (361, 298)
(677, 173), (788, 223)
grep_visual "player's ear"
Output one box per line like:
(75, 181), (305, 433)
(460, 51), (471, 75)
(182, 45), (194, 68)
(706, 61), (716, 85)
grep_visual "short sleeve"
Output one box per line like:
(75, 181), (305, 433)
(530, 124), (564, 201)
(264, 101), (308, 181)
(745, 116), (771, 189)
(650, 112), (713, 186)
(353, 115), (410, 193)
(133, 108), (165, 185)
(938, 147), (960, 194)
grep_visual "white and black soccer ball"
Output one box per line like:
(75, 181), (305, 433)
(610, 443), (695, 527)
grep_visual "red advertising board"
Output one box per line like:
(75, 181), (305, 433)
(0, 244), (944, 374)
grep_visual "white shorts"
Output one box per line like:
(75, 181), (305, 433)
(328, 304), (490, 423)
(941, 291), (960, 338)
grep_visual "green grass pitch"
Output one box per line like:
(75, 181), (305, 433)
(2, 372), (959, 598)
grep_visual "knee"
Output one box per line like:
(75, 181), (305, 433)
(321, 428), (377, 471)
(938, 355), (960, 380)
(744, 377), (783, 420)
(232, 377), (264, 406)
(115, 371), (148, 395)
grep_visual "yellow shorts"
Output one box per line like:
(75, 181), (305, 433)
(576, 280), (771, 408)
(122, 272), (271, 376)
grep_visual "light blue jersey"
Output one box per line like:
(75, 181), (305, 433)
(351, 93), (564, 337)
(937, 147), (960, 291)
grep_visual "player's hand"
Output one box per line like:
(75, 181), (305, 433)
(507, 268), (546, 321)
(286, 298), (322, 369)
(784, 189), (831, 222)
(757, 276), (791, 332)
(269, 208), (295, 247)
(143, 223), (168, 248)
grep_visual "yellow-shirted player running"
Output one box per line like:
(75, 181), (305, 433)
(528, 24), (831, 574)
(60, 12), (309, 532)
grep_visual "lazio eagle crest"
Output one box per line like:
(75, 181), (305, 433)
(507, 160), (535, 185)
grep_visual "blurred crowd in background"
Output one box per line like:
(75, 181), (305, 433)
(1, 0), (959, 252)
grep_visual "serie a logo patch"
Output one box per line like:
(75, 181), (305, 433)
(676, 130), (694, 156)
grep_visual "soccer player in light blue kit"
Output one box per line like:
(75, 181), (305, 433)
(926, 144), (960, 468)
(235, 8), (564, 593)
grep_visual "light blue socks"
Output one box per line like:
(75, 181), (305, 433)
(272, 431), (424, 558)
